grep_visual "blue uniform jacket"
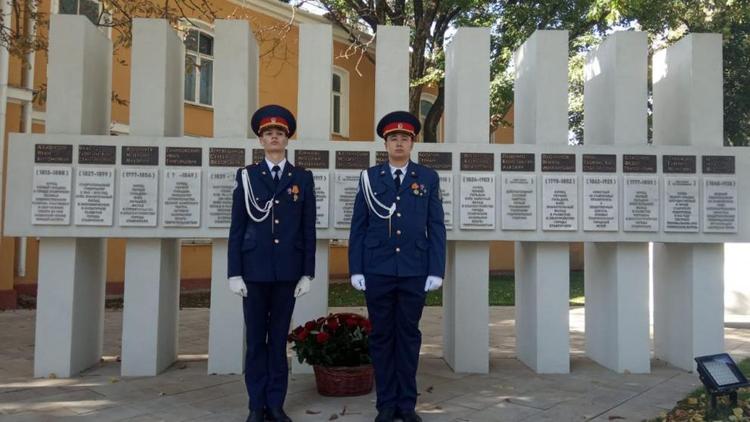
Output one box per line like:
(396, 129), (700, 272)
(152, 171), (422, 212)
(348, 161), (446, 278)
(227, 162), (316, 282)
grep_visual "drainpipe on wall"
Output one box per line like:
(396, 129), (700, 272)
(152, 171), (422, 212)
(0, 0), (13, 245)
(15, 0), (37, 277)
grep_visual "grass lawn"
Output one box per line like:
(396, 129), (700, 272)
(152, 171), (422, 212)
(648, 358), (750, 421)
(329, 271), (585, 307)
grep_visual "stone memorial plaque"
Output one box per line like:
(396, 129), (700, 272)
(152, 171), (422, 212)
(312, 170), (330, 228)
(702, 155), (735, 175)
(501, 174), (537, 230)
(460, 153), (494, 171)
(118, 168), (158, 227)
(418, 152), (452, 171)
(624, 176), (659, 232)
(252, 149), (285, 163)
(542, 175), (578, 231)
(376, 151), (389, 164)
(166, 147), (202, 166)
(501, 153), (535, 172)
(163, 169), (201, 227)
(333, 170), (362, 228)
(295, 150), (329, 169)
(583, 154), (616, 173)
(664, 177), (699, 232)
(35, 144), (73, 164)
(336, 151), (370, 170)
(583, 175), (618, 231)
(209, 147), (245, 167)
(623, 154), (657, 173)
(459, 173), (495, 230)
(703, 176), (737, 233)
(438, 172), (454, 229)
(207, 169), (236, 228)
(31, 166), (72, 225)
(542, 153), (576, 172)
(663, 155), (696, 174)
(122, 146), (158, 166)
(74, 167), (114, 226)
(252, 149), (265, 164)
(79, 145), (116, 165)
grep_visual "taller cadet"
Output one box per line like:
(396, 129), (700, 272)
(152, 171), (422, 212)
(349, 111), (447, 422)
(227, 104), (316, 422)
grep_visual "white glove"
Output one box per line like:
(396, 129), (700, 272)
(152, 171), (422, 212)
(294, 276), (312, 298)
(229, 276), (247, 297)
(350, 274), (366, 291)
(425, 275), (443, 292)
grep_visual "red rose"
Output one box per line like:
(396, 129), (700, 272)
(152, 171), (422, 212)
(304, 321), (316, 331)
(316, 332), (330, 343)
(328, 319), (339, 331)
(298, 329), (309, 341)
(345, 318), (357, 328)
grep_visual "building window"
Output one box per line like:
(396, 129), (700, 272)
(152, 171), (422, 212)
(331, 67), (349, 137)
(58, 0), (111, 27)
(419, 93), (441, 142)
(184, 27), (214, 107)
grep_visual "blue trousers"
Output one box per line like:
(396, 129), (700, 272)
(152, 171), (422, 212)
(242, 281), (297, 411)
(364, 274), (427, 412)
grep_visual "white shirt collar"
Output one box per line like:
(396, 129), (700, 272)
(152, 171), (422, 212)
(265, 157), (287, 174)
(389, 161), (409, 178)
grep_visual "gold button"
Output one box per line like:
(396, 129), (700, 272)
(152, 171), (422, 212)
(275, 219), (280, 224)
(396, 247), (400, 252)
(274, 239), (279, 244)
(397, 212), (401, 217)
(396, 230), (401, 235)
(275, 200), (280, 204)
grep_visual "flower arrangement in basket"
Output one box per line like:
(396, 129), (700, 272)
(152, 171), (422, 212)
(288, 312), (374, 396)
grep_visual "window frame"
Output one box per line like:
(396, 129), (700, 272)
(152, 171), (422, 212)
(182, 22), (215, 109)
(331, 66), (350, 137)
(53, 0), (112, 38)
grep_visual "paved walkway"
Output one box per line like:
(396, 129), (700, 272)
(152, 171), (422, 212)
(0, 307), (748, 421)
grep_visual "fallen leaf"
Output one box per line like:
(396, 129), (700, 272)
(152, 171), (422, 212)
(305, 410), (321, 415)
(109, 377), (119, 384)
(733, 408), (743, 418)
(608, 416), (625, 420)
(329, 414), (338, 420)
(687, 397), (698, 405)
(426, 386), (434, 393)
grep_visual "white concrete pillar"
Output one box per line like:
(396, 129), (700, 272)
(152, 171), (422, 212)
(652, 33), (725, 371)
(33, 15), (111, 378)
(512, 30), (571, 373)
(725, 243), (750, 320)
(443, 28), (491, 373)
(583, 31), (650, 373)
(374, 26), (409, 133)
(292, 24), (333, 374)
(207, 20), (258, 375)
(121, 19), (185, 376)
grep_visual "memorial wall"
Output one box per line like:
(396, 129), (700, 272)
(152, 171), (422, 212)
(6, 135), (746, 243)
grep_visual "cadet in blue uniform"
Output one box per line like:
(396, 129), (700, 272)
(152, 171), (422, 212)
(348, 111), (446, 422)
(227, 104), (316, 422)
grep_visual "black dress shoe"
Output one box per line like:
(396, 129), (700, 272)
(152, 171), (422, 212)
(399, 410), (422, 422)
(374, 407), (396, 422)
(265, 407), (292, 422)
(246, 409), (264, 422)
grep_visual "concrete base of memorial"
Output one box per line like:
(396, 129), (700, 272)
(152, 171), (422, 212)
(515, 241), (570, 373)
(207, 239), (245, 375)
(34, 238), (106, 378)
(584, 242), (650, 373)
(121, 239), (180, 376)
(653, 243), (724, 371)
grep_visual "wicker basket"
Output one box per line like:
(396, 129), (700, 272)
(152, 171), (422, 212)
(313, 364), (374, 396)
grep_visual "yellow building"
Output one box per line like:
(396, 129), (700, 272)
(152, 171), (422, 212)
(0, 0), (582, 309)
